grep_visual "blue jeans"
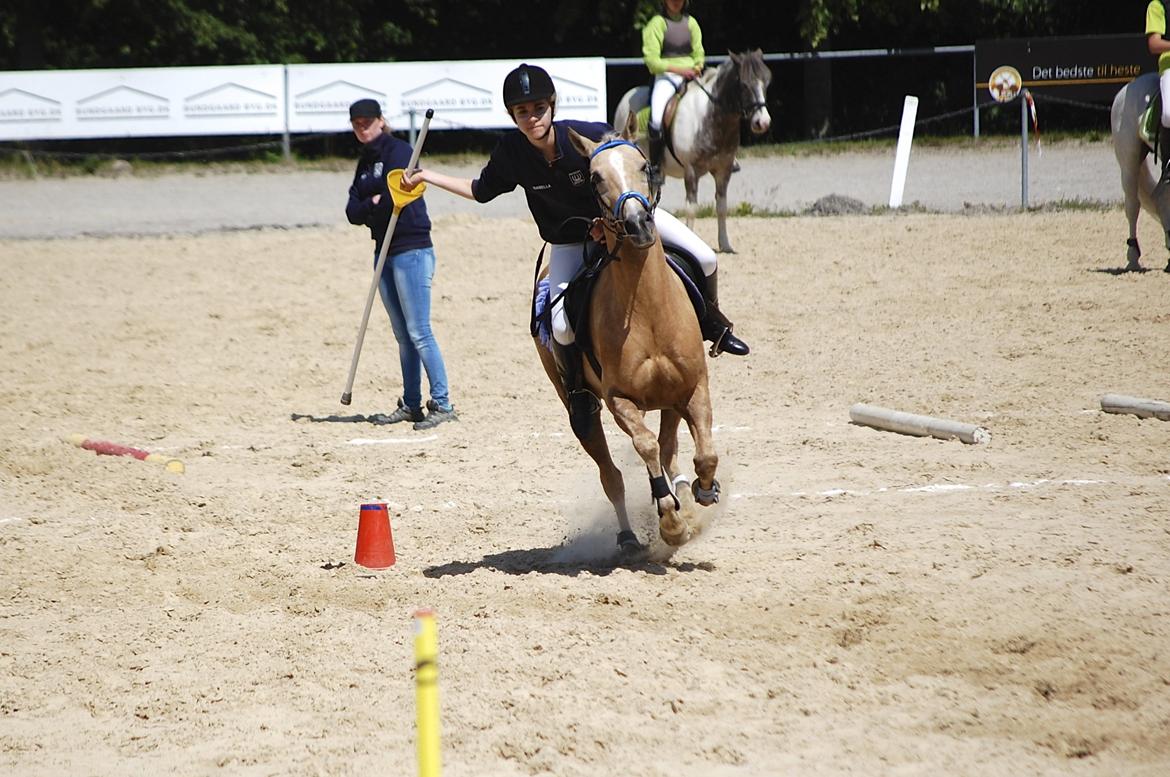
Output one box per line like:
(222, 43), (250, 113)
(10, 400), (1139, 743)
(376, 246), (452, 412)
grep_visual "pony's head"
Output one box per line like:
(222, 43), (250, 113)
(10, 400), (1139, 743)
(730, 49), (772, 135)
(569, 114), (658, 249)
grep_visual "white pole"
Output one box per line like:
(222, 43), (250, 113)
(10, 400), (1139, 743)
(1020, 88), (1029, 208)
(889, 95), (918, 208)
(1101, 393), (1170, 421)
(849, 403), (991, 445)
(971, 55), (980, 138)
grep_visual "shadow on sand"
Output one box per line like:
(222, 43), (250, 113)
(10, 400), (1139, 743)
(291, 411), (402, 425)
(1091, 266), (1150, 276)
(423, 545), (715, 578)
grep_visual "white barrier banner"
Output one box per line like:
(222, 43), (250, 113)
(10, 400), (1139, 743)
(0, 65), (286, 140)
(287, 58), (606, 132)
(0, 58), (607, 142)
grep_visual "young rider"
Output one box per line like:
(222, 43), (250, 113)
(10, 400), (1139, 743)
(1147, 0), (1170, 183)
(643, 0), (704, 188)
(402, 63), (747, 438)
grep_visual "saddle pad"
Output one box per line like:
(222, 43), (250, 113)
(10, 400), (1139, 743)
(1141, 93), (1162, 148)
(635, 106), (651, 137)
(532, 278), (554, 351)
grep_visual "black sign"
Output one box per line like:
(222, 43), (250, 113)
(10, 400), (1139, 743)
(975, 34), (1150, 104)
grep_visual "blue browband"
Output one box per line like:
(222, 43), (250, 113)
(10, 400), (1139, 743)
(590, 139), (653, 218)
(589, 138), (641, 159)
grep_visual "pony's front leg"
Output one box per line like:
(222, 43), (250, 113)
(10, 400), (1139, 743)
(682, 383), (720, 507)
(683, 168), (701, 231)
(536, 339), (636, 551)
(658, 409), (689, 496)
(578, 421), (637, 549)
(713, 169), (734, 253)
(609, 396), (689, 547)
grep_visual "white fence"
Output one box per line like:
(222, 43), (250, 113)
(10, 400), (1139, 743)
(0, 58), (607, 141)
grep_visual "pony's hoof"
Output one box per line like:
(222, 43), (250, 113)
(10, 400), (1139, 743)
(659, 513), (691, 546)
(1164, 262), (1170, 274)
(692, 478), (721, 507)
(1126, 262), (1144, 273)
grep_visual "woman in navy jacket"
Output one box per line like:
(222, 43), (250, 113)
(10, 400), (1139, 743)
(346, 98), (456, 430)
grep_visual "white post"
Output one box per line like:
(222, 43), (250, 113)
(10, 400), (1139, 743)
(1020, 88), (1029, 209)
(889, 95), (918, 208)
(849, 403), (991, 445)
(281, 65), (291, 162)
(1101, 393), (1170, 421)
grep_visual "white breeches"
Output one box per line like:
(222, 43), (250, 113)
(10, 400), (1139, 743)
(549, 243), (585, 346)
(548, 213), (716, 346)
(1161, 70), (1170, 127)
(656, 208), (717, 276)
(649, 73), (684, 131)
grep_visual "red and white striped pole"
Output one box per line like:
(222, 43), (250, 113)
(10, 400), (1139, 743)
(66, 434), (185, 473)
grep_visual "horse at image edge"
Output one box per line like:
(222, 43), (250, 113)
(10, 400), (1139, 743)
(1111, 71), (1170, 272)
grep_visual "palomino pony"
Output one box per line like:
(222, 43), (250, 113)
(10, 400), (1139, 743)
(533, 115), (721, 554)
(1111, 72), (1170, 272)
(613, 49), (772, 254)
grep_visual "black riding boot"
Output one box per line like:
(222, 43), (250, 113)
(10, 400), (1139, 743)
(551, 341), (599, 439)
(700, 271), (750, 357)
(647, 126), (666, 191)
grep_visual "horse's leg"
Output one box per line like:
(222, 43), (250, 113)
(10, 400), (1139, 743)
(712, 168), (735, 253)
(535, 341), (635, 550)
(1156, 191), (1170, 273)
(658, 409), (689, 496)
(579, 414), (638, 550)
(683, 168), (700, 231)
(1122, 159), (1145, 271)
(608, 396), (690, 547)
(680, 382), (720, 507)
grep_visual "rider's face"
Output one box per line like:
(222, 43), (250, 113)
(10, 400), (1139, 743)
(510, 100), (552, 140)
(351, 116), (384, 144)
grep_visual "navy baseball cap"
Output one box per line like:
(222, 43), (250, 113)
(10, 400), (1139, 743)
(349, 99), (382, 120)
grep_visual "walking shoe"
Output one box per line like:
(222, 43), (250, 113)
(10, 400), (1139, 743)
(413, 399), (458, 430)
(371, 397), (424, 425)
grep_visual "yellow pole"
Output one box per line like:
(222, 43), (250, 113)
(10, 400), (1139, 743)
(414, 609), (441, 777)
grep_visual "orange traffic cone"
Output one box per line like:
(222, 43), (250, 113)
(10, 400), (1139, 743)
(354, 502), (396, 569)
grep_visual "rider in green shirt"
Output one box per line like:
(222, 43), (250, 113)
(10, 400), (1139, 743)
(642, 0), (704, 188)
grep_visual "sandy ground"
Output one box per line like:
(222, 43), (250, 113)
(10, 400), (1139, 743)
(2, 144), (1170, 776)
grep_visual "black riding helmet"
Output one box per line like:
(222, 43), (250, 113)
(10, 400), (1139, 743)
(502, 63), (556, 113)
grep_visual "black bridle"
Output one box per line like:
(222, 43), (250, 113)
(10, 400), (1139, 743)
(691, 61), (770, 123)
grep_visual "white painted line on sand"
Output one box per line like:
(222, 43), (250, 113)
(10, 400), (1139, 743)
(348, 435), (438, 446)
(771, 477), (1137, 500)
(901, 483), (976, 493)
